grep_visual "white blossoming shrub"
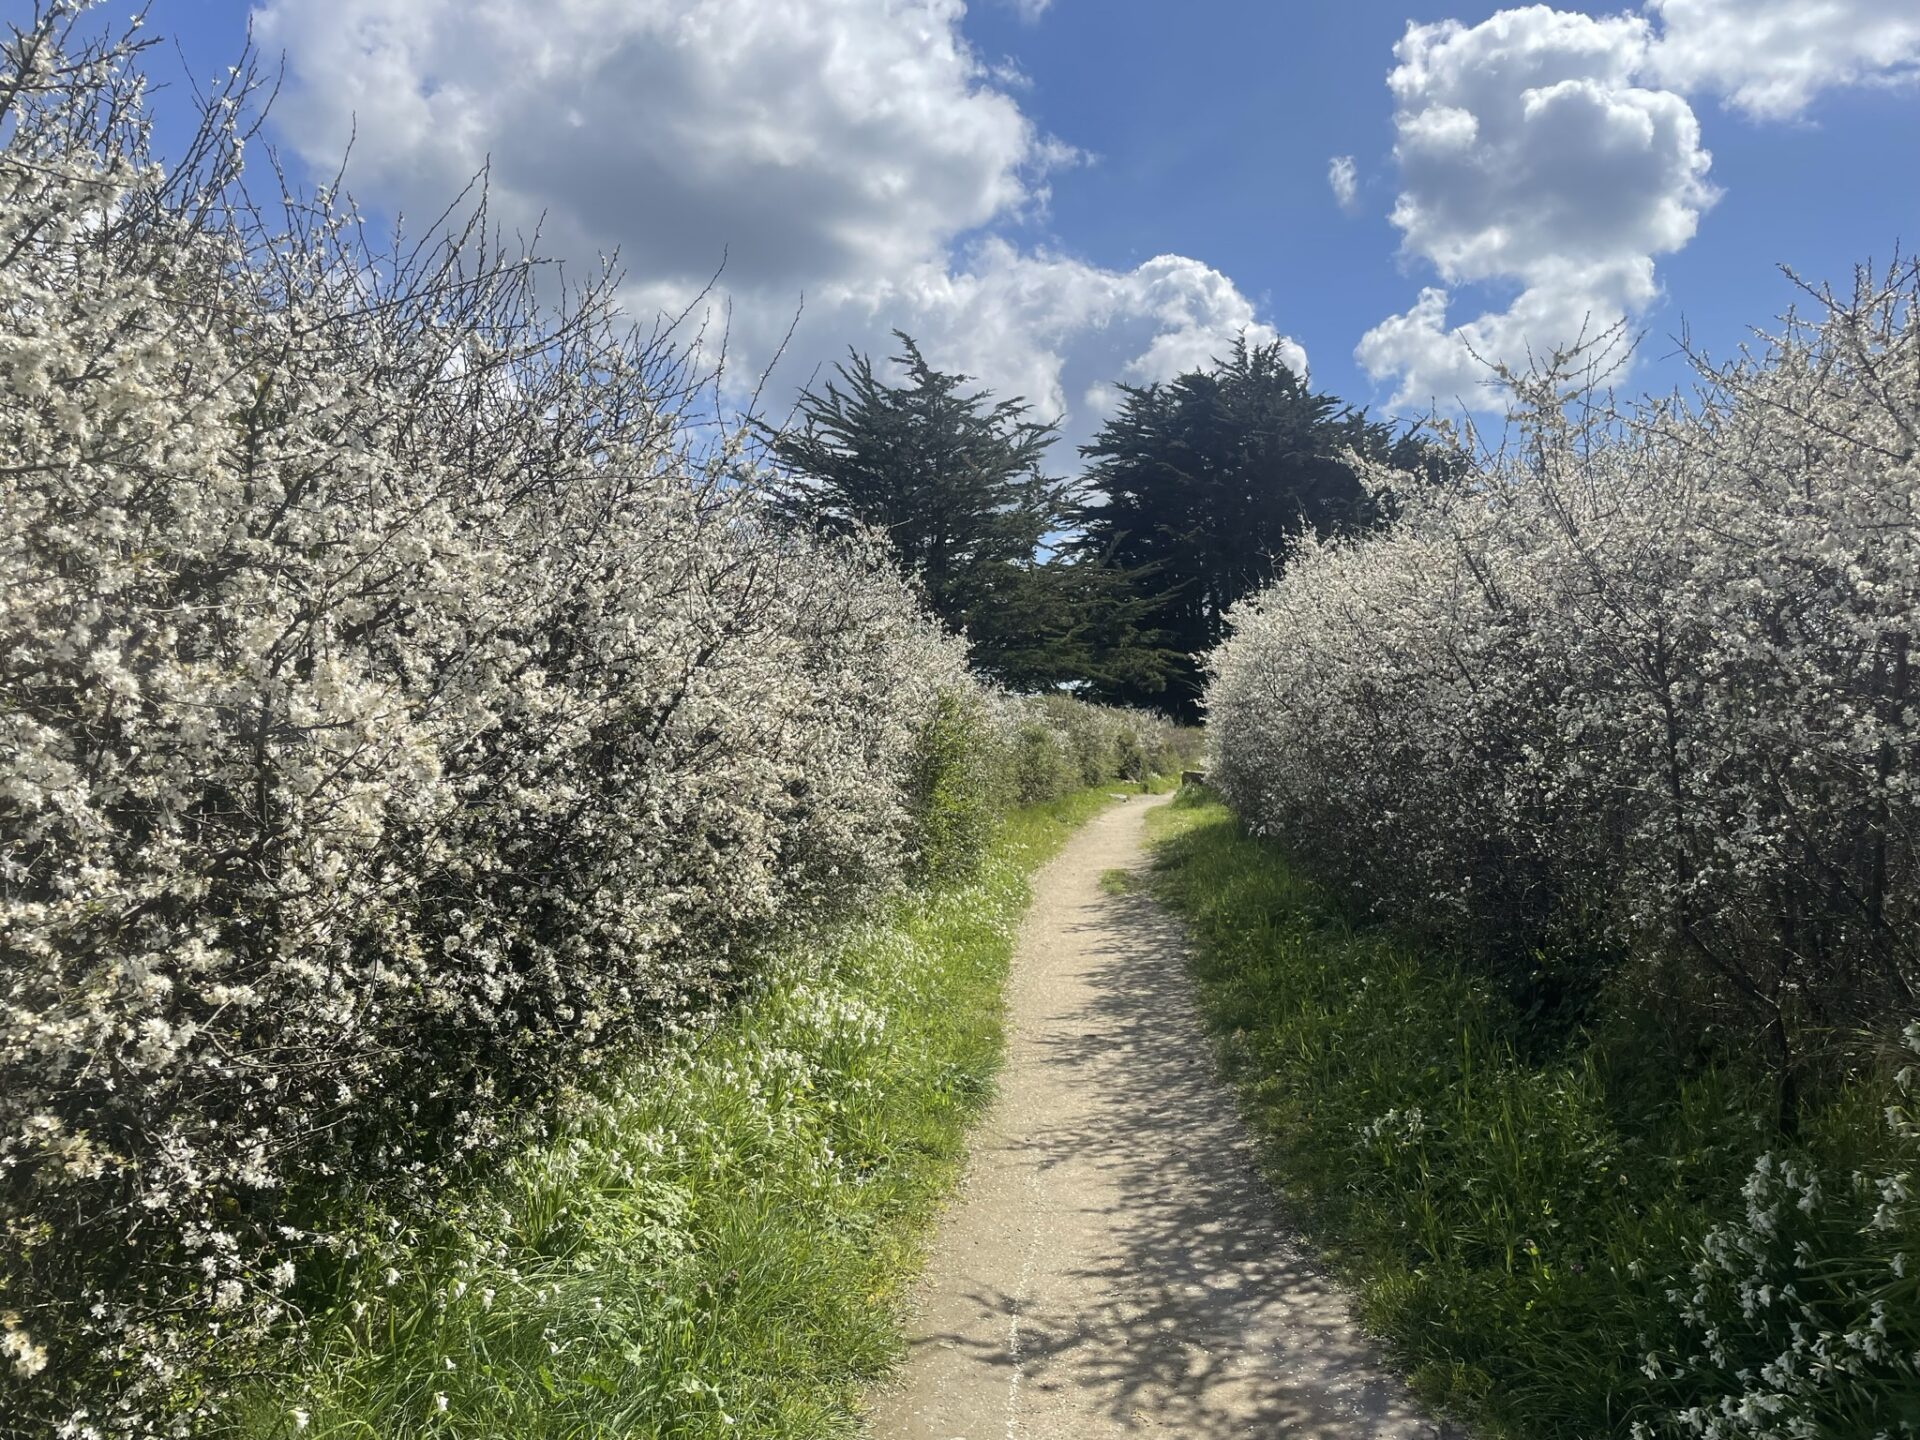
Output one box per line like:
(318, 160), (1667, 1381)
(909, 689), (1195, 873)
(1023, 692), (1189, 790)
(0, 11), (1013, 1435)
(1003, 710), (1081, 804)
(1206, 266), (1920, 1435)
(1212, 264), (1920, 1047)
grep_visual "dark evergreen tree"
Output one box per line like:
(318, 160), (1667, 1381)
(1075, 338), (1438, 720)
(978, 552), (1183, 699)
(760, 333), (1139, 690)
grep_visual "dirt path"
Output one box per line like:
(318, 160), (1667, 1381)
(862, 794), (1450, 1439)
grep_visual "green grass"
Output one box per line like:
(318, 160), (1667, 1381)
(1146, 794), (1920, 1440)
(228, 786), (1121, 1440)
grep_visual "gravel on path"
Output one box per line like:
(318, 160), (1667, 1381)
(862, 794), (1454, 1439)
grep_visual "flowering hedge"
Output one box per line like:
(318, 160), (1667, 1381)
(0, 14), (1185, 1436)
(1211, 265), (1920, 1060)
(1205, 267), (1920, 1437)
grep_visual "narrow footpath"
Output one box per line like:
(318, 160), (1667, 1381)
(863, 794), (1450, 1439)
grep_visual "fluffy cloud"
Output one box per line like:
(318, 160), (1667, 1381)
(1356, 260), (1653, 407)
(1357, 6), (1713, 410)
(252, 0), (1288, 450)
(1647, 0), (1920, 120)
(1383, 10), (1710, 285)
(1357, 0), (1919, 412)
(764, 238), (1296, 428)
(1327, 155), (1359, 214)
(254, 0), (1041, 301)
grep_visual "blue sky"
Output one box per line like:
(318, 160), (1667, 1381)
(151, 0), (1918, 448)
(963, 1), (1919, 399)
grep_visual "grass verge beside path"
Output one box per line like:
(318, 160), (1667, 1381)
(231, 787), (1122, 1440)
(1146, 791), (1920, 1440)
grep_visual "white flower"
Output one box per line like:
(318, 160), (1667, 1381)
(3, 1328), (50, 1379)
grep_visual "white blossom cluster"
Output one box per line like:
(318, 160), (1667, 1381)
(0, 9), (1028, 1434)
(1640, 1026), (1919, 1439)
(1206, 266), (1920, 1433)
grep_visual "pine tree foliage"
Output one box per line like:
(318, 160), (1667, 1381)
(1076, 339), (1437, 719)
(759, 334), (1088, 688)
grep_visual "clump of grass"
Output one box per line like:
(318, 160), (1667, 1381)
(1146, 797), (1920, 1440)
(228, 787), (1120, 1440)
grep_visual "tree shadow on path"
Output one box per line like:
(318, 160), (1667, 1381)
(944, 882), (1455, 1436)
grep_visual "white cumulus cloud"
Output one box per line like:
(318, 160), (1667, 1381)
(1357, 6), (1713, 410)
(1646, 0), (1920, 120)
(1356, 0), (1919, 412)
(251, 0), (1289, 451)
(788, 238), (1298, 429)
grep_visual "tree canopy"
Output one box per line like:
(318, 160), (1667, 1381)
(761, 333), (1439, 714)
(1074, 339), (1435, 720)
(759, 334), (1124, 690)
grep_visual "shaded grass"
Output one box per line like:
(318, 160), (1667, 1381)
(228, 787), (1120, 1440)
(1146, 795), (1919, 1440)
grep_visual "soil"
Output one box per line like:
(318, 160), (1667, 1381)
(862, 794), (1454, 1439)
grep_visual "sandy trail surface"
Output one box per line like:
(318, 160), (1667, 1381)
(862, 794), (1451, 1439)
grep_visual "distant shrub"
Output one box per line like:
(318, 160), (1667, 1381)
(1006, 694), (1196, 800)
(1032, 692), (1191, 787)
(1031, 693), (1108, 785)
(906, 689), (1005, 883)
(1008, 719), (1077, 805)
(908, 690), (1199, 879)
